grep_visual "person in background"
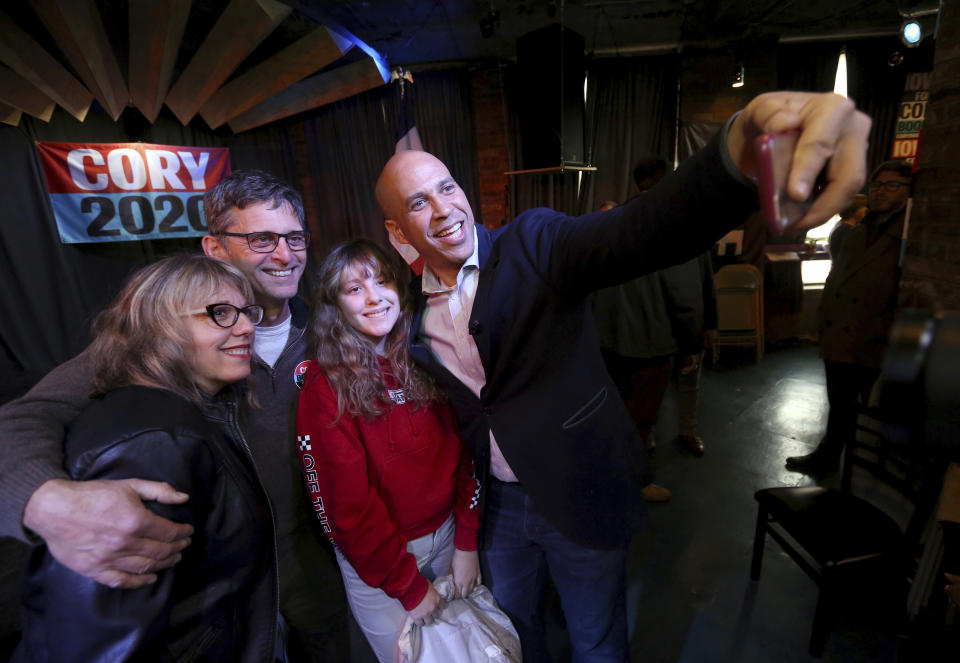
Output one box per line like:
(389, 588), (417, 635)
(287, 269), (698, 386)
(13, 255), (281, 663)
(787, 160), (914, 475)
(0, 171), (354, 662)
(296, 239), (480, 663)
(673, 252), (717, 457)
(827, 192), (868, 260)
(594, 157), (710, 505)
(593, 159), (677, 467)
(635, 157), (718, 458)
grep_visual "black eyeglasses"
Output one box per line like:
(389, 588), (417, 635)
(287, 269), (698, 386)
(218, 231), (310, 253)
(868, 180), (910, 192)
(185, 303), (264, 328)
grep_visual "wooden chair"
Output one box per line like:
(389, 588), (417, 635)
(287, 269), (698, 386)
(750, 407), (943, 657)
(714, 264), (764, 361)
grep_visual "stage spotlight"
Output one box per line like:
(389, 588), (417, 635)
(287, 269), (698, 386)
(731, 64), (744, 88)
(901, 20), (922, 47)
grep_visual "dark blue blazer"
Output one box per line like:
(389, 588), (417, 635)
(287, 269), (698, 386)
(409, 134), (757, 549)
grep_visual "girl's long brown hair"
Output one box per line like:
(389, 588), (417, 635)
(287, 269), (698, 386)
(308, 238), (444, 420)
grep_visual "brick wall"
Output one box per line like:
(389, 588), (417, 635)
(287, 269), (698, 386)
(470, 63), (511, 229)
(899, 1), (960, 310)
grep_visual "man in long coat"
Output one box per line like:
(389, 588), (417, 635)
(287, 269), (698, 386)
(786, 159), (913, 474)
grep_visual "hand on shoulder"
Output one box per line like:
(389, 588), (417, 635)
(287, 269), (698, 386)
(23, 478), (193, 589)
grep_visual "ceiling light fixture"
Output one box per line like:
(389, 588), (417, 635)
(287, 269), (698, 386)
(898, 3), (942, 48)
(731, 64), (744, 88)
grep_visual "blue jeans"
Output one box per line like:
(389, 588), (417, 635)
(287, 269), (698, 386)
(480, 480), (629, 663)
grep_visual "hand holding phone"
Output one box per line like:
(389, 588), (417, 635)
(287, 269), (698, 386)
(755, 130), (826, 234)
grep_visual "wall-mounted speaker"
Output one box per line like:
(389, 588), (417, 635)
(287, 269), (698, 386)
(516, 24), (586, 169)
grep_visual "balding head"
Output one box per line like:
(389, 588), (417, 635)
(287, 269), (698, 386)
(376, 150), (437, 218)
(378, 150), (476, 287)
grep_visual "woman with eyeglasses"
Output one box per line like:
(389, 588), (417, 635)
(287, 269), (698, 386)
(295, 239), (481, 663)
(14, 254), (283, 663)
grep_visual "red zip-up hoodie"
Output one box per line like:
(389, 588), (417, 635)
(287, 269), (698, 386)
(296, 358), (479, 610)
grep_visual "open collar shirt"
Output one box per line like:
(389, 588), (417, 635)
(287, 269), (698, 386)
(419, 228), (518, 483)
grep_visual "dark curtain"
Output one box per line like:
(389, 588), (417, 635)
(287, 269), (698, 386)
(678, 121), (723, 162)
(302, 85), (396, 249)
(227, 121), (298, 184)
(777, 41), (842, 92)
(410, 70), (480, 211)
(302, 69), (480, 252)
(579, 55), (679, 214)
(0, 124), (99, 399)
(778, 38), (931, 175)
(845, 37), (916, 173)
(506, 54), (678, 217)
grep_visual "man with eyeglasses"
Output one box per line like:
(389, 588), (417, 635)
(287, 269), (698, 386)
(786, 159), (914, 475)
(0, 170), (355, 662)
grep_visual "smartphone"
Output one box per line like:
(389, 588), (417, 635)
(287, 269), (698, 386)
(755, 130), (824, 234)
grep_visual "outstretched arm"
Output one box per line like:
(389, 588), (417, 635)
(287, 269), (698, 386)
(1, 349), (193, 588)
(524, 92), (869, 299)
(0, 351), (93, 541)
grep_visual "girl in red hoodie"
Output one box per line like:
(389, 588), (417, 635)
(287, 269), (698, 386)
(296, 239), (480, 662)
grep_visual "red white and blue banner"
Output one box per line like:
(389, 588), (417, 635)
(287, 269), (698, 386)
(36, 142), (231, 244)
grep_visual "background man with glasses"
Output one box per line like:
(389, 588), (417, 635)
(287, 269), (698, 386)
(0, 170), (355, 662)
(786, 159), (914, 475)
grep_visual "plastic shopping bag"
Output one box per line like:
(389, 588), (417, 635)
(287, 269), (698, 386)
(397, 575), (521, 663)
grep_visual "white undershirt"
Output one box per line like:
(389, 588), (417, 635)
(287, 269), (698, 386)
(254, 316), (291, 368)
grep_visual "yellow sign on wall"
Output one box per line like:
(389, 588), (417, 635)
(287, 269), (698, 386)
(892, 72), (932, 170)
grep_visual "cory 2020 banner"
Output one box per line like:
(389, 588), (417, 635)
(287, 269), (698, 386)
(36, 142), (231, 244)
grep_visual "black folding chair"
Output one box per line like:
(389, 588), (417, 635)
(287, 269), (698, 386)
(750, 406), (943, 657)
